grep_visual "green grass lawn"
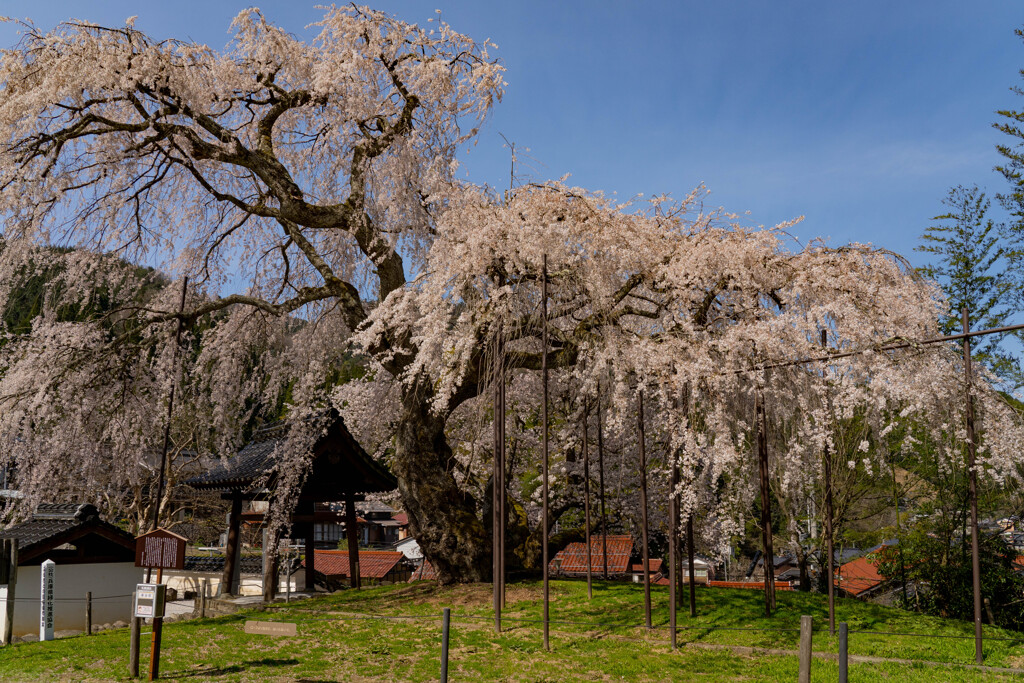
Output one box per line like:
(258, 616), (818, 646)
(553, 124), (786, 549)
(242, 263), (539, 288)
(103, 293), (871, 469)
(0, 580), (1022, 681)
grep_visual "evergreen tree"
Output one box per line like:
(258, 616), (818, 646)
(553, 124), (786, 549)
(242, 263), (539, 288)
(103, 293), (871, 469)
(995, 28), (1024, 223)
(916, 185), (1023, 387)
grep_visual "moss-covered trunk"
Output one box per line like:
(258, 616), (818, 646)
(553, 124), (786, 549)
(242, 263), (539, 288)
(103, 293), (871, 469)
(393, 380), (490, 584)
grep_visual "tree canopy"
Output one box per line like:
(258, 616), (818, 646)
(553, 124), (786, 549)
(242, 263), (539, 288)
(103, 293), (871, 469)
(0, 7), (1021, 583)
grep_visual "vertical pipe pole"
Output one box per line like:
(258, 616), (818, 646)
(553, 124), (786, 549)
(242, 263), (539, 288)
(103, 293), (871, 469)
(838, 622), (848, 683)
(638, 390), (652, 629)
(151, 278), (189, 533)
(85, 591), (92, 636)
(683, 381), (696, 618)
(541, 254), (550, 651)
(440, 607), (451, 683)
(303, 520), (315, 596)
(963, 307), (983, 664)
(129, 605), (140, 679)
(755, 385), (774, 617)
(686, 516), (697, 618)
(345, 491), (361, 589)
(200, 579), (208, 619)
(669, 396), (679, 649)
(582, 405), (593, 600)
(499, 341), (507, 609)
(149, 568), (163, 681)
(798, 614), (813, 683)
(597, 390), (609, 581)
(493, 337), (501, 633)
(821, 329), (836, 636)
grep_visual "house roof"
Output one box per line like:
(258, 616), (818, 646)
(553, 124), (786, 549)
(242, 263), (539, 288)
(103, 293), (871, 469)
(302, 550), (405, 579)
(410, 558), (437, 581)
(184, 412), (397, 499)
(836, 554), (887, 596)
(353, 501), (395, 515)
(549, 535), (633, 575)
(631, 559), (663, 573)
(394, 512), (409, 525)
(0, 503), (135, 565)
(182, 555), (264, 575)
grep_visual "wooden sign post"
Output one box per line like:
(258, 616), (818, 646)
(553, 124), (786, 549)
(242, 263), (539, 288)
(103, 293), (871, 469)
(133, 529), (187, 680)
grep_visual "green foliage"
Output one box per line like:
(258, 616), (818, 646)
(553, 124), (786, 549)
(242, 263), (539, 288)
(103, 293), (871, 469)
(995, 27), (1024, 226)
(876, 528), (1024, 631)
(916, 185), (1023, 386)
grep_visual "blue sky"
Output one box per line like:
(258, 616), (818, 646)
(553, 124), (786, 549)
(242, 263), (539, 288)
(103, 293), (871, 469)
(1, 1), (1022, 265)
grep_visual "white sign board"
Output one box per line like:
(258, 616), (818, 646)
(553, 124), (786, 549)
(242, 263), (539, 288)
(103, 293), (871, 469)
(134, 583), (165, 619)
(39, 559), (54, 641)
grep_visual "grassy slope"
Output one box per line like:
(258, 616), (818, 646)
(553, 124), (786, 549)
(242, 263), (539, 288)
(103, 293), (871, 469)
(0, 580), (1022, 682)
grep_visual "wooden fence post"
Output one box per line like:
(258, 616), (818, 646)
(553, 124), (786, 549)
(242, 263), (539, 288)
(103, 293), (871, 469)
(798, 614), (812, 683)
(85, 591), (92, 635)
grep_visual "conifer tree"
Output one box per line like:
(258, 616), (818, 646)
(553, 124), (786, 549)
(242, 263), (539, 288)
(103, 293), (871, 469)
(917, 185), (1022, 387)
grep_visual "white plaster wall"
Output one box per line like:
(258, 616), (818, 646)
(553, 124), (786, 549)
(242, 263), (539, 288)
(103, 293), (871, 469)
(2, 562), (136, 636)
(161, 570), (302, 598)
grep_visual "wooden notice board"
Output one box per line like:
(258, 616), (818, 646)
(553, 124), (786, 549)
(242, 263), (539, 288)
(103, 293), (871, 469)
(134, 528), (187, 570)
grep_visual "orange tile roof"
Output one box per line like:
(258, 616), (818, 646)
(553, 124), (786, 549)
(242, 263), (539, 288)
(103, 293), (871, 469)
(631, 559), (663, 573)
(410, 558), (436, 581)
(549, 535), (633, 575)
(303, 550), (404, 579)
(835, 554), (885, 596)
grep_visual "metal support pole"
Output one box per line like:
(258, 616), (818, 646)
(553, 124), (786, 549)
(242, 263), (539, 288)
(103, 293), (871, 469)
(669, 409), (679, 648)
(85, 591), (92, 636)
(684, 377), (695, 619)
(597, 391), (609, 581)
(151, 278), (189, 534)
(755, 385), (775, 616)
(822, 329), (836, 636)
(582, 405), (593, 600)
(541, 254), (550, 651)
(499, 346), (507, 610)
(963, 307), (983, 665)
(638, 390), (652, 630)
(129, 607), (140, 679)
(345, 492), (361, 589)
(149, 568), (164, 681)
(493, 337), (502, 633)
(200, 579), (208, 619)
(838, 622), (848, 683)
(686, 516), (696, 618)
(798, 614), (812, 683)
(440, 607), (451, 683)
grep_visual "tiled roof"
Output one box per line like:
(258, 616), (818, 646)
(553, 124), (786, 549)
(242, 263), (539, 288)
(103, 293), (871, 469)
(836, 554), (887, 596)
(184, 412), (396, 495)
(631, 559), (663, 573)
(549, 535), (633, 575)
(302, 550), (405, 579)
(354, 501), (395, 515)
(394, 512), (409, 525)
(33, 503), (97, 519)
(410, 558), (437, 581)
(182, 555), (264, 575)
(0, 504), (134, 563)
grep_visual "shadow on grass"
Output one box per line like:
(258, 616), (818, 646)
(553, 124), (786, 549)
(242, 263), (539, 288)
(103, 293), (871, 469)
(162, 657), (299, 678)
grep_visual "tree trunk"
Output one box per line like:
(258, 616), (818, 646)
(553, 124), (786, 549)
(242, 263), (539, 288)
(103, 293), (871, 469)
(393, 380), (490, 584)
